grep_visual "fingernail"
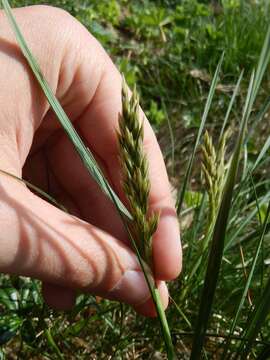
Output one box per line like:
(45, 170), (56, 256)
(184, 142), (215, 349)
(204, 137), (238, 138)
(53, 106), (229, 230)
(108, 270), (151, 306)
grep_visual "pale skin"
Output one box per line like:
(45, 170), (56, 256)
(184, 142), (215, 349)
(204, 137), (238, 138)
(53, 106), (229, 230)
(0, 5), (182, 317)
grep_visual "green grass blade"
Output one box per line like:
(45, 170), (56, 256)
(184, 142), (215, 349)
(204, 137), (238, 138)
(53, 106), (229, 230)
(176, 53), (224, 215)
(251, 135), (270, 172)
(44, 329), (64, 360)
(238, 276), (270, 359)
(247, 95), (270, 143)
(222, 199), (270, 359)
(252, 25), (270, 102)
(219, 70), (244, 141)
(1, 0), (131, 221)
(228, 222), (270, 250)
(161, 98), (175, 176)
(225, 187), (270, 251)
(170, 295), (192, 329)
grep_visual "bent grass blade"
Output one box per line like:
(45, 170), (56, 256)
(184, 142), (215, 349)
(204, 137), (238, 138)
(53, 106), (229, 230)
(176, 53), (224, 215)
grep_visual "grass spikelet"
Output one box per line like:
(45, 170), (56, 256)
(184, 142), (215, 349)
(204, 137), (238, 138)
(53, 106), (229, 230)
(117, 77), (159, 267)
(201, 129), (230, 230)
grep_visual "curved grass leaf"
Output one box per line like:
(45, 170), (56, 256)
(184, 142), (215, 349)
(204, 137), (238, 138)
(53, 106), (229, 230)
(219, 70), (244, 141)
(251, 134), (270, 172)
(176, 53), (224, 215)
(45, 329), (64, 360)
(225, 190), (270, 251)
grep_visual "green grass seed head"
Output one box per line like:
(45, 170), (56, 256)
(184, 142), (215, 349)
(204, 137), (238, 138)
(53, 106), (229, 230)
(118, 76), (159, 268)
(201, 129), (230, 230)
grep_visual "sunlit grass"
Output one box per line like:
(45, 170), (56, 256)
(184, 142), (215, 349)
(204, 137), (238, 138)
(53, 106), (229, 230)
(0, 1), (270, 359)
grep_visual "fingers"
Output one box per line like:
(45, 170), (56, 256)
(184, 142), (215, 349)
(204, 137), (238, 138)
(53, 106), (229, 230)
(0, 174), (169, 314)
(134, 281), (169, 318)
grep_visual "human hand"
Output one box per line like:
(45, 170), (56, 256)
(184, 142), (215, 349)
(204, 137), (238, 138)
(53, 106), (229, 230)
(0, 5), (181, 317)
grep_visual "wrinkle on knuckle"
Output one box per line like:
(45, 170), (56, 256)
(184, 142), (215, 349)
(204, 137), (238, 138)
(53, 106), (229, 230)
(68, 263), (95, 289)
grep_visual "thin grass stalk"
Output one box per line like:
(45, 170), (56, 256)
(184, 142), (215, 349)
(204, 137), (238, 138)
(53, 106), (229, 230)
(248, 171), (265, 291)
(179, 194), (207, 302)
(219, 70), (244, 141)
(183, 192), (207, 273)
(45, 329), (64, 360)
(249, 172), (266, 293)
(119, 213), (175, 359)
(173, 331), (270, 346)
(161, 98), (175, 176)
(169, 296), (192, 329)
(117, 79), (176, 359)
(228, 222), (270, 250)
(176, 53), (224, 215)
(228, 107), (270, 220)
(252, 26), (270, 101)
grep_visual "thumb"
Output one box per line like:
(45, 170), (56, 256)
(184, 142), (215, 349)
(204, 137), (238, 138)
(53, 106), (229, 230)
(0, 174), (168, 315)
